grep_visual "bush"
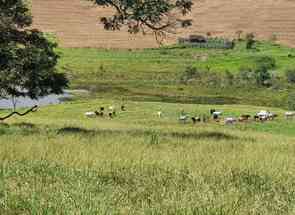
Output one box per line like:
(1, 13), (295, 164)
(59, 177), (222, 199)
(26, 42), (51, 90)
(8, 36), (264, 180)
(180, 66), (202, 84)
(223, 70), (234, 87)
(287, 93), (295, 110)
(254, 56), (276, 70)
(245, 33), (256, 49)
(237, 67), (256, 85)
(254, 66), (272, 87)
(286, 69), (295, 84)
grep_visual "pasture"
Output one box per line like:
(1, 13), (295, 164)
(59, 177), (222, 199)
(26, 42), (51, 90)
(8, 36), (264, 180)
(57, 41), (295, 108)
(1, 99), (295, 214)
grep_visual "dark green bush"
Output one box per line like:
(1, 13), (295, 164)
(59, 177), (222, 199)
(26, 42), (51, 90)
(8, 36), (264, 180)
(246, 33), (256, 49)
(237, 67), (256, 85)
(254, 56), (276, 70)
(180, 66), (202, 84)
(287, 92), (295, 110)
(254, 66), (272, 87)
(286, 69), (295, 84)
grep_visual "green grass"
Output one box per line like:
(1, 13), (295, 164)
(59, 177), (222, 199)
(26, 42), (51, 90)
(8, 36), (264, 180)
(56, 41), (295, 108)
(2, 40), (295, 213)
(1, 99), (295, 214)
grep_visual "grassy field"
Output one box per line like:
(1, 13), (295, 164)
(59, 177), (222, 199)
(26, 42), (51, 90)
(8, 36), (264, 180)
(2, 40), (295, 213)
(1, 99), (295, 214)
(57, 41), (295, 107)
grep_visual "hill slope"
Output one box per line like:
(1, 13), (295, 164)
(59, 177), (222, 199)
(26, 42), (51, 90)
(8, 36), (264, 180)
(32, 0), (295, 48)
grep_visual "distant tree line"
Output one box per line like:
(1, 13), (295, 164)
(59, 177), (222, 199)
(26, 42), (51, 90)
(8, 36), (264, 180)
(178, 35), (235, 49)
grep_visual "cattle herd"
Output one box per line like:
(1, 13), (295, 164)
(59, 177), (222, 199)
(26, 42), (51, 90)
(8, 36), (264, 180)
(85, 105), (295, 125)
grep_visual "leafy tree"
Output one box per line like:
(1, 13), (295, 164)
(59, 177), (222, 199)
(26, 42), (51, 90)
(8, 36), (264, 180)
(92, 0), (193, 43)
(0, 0), (68, 115)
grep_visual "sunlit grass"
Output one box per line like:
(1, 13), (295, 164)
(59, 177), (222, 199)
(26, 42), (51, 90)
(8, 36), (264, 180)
(1, 99), (295, 213)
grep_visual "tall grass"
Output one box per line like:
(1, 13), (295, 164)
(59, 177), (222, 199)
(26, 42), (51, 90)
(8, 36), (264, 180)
(1, 100), (295, 213)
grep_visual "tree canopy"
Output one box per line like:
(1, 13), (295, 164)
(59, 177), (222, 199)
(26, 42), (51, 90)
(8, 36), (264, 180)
(0, 0), (68, 104)
(92, 0), (193, 41)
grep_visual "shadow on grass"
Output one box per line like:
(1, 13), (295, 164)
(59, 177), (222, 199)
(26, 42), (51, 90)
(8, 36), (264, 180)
(169, 131), (238, 140)
(57, 127), (96, 136)
(0, 122), (39, 136)
(13, 122), (36, 129)
(57, 126), (240, 141)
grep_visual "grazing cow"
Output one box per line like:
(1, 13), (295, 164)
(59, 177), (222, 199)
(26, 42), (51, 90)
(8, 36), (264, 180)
(259, 115), (268, 122)
(255, 110), (277, 121)
(100, 107), (105, 112)
(239, 114), (251, 122)
(121, 105), (126, 111)
(268, 113), (278, 120)
(191, 117), (201, 124)
(210, 109), (216, 115)
(109, 106), (115, 112)
(225, 117), (237, 125)
(179, 115), (188, 123)
(97, 111), (104, 117)
(254, 115), (260, 121)
(85, 112), (97, 118)
(109, 112), (113, 118)
(157, 111), (162, 118)
(285, 112), (295, 119)
(212, 111), (222, 121)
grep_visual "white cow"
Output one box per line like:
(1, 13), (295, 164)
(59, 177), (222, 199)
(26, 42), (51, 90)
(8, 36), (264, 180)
(285, 112), (295, 119)
(179, 115), (188, 123)
(225, 117), (237, 125)
(85, 112), (96, 118)
(157, 111), (162, 118)
(257, 110), (270, 117)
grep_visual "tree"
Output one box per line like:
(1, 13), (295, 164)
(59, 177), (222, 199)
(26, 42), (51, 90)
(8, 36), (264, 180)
(92, 0), (193, 43)
(0, 0), (68, 119)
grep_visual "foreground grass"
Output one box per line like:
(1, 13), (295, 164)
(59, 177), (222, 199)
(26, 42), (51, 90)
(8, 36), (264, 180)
(1, 99), (295, 214)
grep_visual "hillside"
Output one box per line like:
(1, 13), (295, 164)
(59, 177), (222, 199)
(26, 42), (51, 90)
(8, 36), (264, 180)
(32, 0), (295, 48)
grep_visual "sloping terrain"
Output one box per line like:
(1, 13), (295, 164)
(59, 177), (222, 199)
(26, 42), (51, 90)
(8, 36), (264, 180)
(32, 0), (295, 48)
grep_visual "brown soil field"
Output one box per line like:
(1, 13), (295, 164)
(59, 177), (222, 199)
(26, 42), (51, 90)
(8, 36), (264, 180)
(32, 0), (295, 48)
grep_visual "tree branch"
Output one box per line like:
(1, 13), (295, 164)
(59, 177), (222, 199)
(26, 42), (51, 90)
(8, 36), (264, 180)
(0, 105), (38, 121)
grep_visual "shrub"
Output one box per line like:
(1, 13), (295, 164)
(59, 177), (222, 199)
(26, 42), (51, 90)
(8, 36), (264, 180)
(286, 69), (295, 84)
(287, 93), (295, 110)
(223, 70), (234, 87)
(245, 33), (256, 49)
(237, 67), (256, 85)
(254, 66), (272, 87)
(205, 71), (221, 88)
(180, 66), (202, 84)
(270, 33), (278, 43)
(254, 56), (276, 70)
